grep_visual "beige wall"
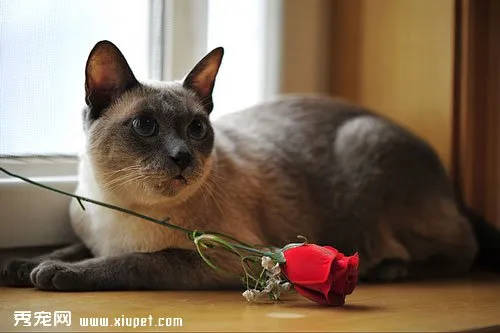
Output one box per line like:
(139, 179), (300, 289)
(330, 0), (455, 170)
(279, 0), (333, 95)
(280, 0), (454, 168)
(280, 0), (500, 225)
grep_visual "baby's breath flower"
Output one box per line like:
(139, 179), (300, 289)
(242, 256), (293, 303)
(280, 282), (291, 291)
(261, 256), (275, 270)
(271, 263), (281, 276)
(263, 278), (279, 293)
(262, 256), (282, 276)
(242, 289), (261, 302)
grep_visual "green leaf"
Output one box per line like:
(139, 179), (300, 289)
(271, 251), (286, 264)
(76, 198), (86, 211)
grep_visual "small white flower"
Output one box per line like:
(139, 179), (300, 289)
(271, 263), (281, 276)
(261, 256), (275, 270)
(266, 263), (282, 277)
(242, 290), (254, 302)
(242, 289), (261, 302)
(280, 282), (291, 291)
(243, 256), (291, 303)
(263, 278), (279, 293)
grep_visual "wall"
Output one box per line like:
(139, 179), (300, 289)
(455, 0), (500, 226)
(279, 0), (333, 95)
(330, 0), (455, 170)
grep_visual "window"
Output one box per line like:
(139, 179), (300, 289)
(0, 0), (150, 156)
(207, 0), (279, 120)
(0, 0), (281, 248)
(0, 0), (279, 157)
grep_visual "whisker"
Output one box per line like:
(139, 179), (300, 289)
(103, 172), (146, 192)
(202, 179), (224, 217)
(205, 176), (231, 210)
(100, 165), (143, 177)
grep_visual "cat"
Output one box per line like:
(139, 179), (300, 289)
(1, 40), (499, 291)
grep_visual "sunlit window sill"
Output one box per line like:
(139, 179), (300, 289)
(0, 158), (79, 249)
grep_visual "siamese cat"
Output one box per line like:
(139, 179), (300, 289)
(2, 40), (499, 291)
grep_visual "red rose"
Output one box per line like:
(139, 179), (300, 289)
(281, 244), (359, 306)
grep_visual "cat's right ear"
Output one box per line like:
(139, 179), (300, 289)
(183, 47), (224, 114)
(85, 40), (139, 119)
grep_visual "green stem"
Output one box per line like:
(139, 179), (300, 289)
(230, 243), (273, 257)
(0, 167), (192, 234)
(254, 268), (266, 290)
(0, 166), (274, 257)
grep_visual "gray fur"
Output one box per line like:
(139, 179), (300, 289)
(2, 243), (91, 287)
(28, 249), (239, 291)
(0, 41), (478, 291)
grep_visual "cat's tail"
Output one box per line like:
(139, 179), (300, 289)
(464, 207), (500, 272)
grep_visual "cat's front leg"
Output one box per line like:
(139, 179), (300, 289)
(1, 243), (92, 287)
(30, 249), (240, 291)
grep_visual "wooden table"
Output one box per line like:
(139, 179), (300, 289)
(1, 274), (499, 332)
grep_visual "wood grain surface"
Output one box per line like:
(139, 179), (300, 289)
(1, 274), (499, 332)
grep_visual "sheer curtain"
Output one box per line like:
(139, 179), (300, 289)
(0, 0), (150, 156)
(0, 0), (272, 156)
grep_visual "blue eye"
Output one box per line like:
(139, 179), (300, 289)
(187, 118), (207, 140)
(132, 116), (157, 137)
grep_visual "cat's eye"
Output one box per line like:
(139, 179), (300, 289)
(187, 118), (207, 140)
(132, 116), (158, 137)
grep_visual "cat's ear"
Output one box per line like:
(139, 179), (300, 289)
(183, 47), (224, 114)
(85, 40), (139, 119)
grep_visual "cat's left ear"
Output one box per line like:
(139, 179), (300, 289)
(183, 47), (224, 114)
(85, 40), (139, 119)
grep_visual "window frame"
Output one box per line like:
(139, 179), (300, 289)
(0, 0), (283, 249)
(0, 0), (210, 249)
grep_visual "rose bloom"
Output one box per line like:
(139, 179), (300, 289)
(281, 244), (359, 306)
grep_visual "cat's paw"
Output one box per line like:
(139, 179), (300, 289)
(1, 258), (39, 287)
(362, 258), (409, 282)
(30, 260), (86, 291)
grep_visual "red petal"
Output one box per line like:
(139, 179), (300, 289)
(344, 254), (360, 295)
(294, 285), (345, 306)
(330, 254), (360, 296)
(349, 252), (360, 268)
(293, 285), (329, 305)
(323, 246), (339, 255)
(282, 244), (337, 284)
(326, 290), (346, 306)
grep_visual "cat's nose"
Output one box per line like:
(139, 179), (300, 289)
(170, 150), (192, 172)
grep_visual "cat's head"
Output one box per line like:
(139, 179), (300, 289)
(82, 40), (223, 204)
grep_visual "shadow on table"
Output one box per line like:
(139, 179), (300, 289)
(283, 303), (384, 312)
(453, 325), (500, 333)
